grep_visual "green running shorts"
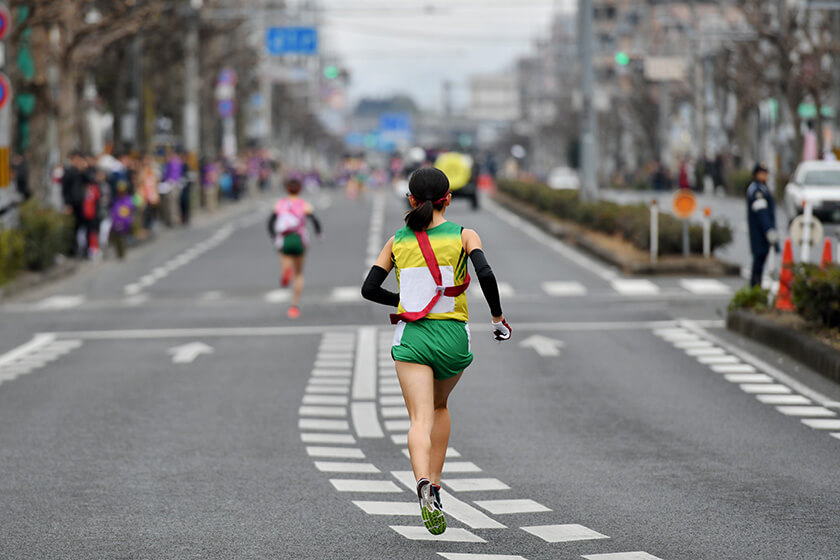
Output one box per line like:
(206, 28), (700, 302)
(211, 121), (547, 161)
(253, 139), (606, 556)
(280, 233), (305, 256)
(391, 319), (473, 380)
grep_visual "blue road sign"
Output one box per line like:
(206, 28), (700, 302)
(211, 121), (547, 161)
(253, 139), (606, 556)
(217, 99), (235, 119)
(266, 27), (319, 56)
(379, 113), (412, 135)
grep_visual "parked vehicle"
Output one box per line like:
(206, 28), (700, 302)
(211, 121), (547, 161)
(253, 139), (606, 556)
(783, 161), (840, 223)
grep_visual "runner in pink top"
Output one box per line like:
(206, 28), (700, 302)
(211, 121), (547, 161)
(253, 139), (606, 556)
(267, 178), (322, 318)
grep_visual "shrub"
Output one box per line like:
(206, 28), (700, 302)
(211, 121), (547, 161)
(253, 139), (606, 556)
(0, 228), (25, 285)
(792, 264), (840, 328)
(728, 285), (770, 312)
(725, 169), (752, 197)
(18, 199), (73, 272)
(498, 180), (734, 255)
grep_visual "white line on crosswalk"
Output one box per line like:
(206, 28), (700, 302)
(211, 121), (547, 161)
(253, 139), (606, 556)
(380, 396), (405, 406)
(724, 373), (773, 383)
(306, 446), (365, 459)
(311, 369), (352, 378)
(684, 347), (725, 356)
(401, 448), (461, 459)
(582, 553), (663, 560)
(298, 419), (349, 431)
(444, 478), (510, 492)
(442, 462), (482, 473)
(521, 524), (609, 543)
(381, 406), (409, 418)
(391, 434), (408, 445)
(755, 395), (810, 405)
(384, 419), (411, 431)
(438, 554), (528, 560)
(739, 384), (791, 394)
(776, 406), (836, 417)
(35, 295), (86, 310)
(300, 433), (356, 445)
(542, 281), (587, 297)
(305, 385), (351, 394)
(611, 279), (660, 296)
(264, 290), (291, 303)
(298, 406), (347, 417)
(474, 499), (551, 515)
(331, 287), (364, 303)
(801, 419), (840, 430)
(389, 525), (485, 542)
(698, 355), (740, 365)
(710, 363), (757, 373)
(672, 340), (713, 349)
(314, 461), (380, 473)
(352, 501), (417, 515)
(380, 385), (402, 395)
(330, 479), (403, 493)
(680, 279), (732, 295)
(315, 361), (353, 369)
(309, 377), (351, 385)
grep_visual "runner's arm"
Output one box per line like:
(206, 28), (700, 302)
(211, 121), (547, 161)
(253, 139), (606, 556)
(307, 214), (322, 235)
(463, 229), (504, 320)
(267, 212), (277, 238)
(361, 237), (399, 306)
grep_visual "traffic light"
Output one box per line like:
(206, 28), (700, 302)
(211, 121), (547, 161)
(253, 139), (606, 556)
(615, 51), (630, 67)
(324, 65), (339, 80)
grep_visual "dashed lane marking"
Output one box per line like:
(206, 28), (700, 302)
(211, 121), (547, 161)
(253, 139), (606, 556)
(384, 419), (411, 431)
(312, 369), (352, 377)
(442, 462), (482, 473)
(802, 419), (840, 430)
(299, 406), (347, 417)
(583, 553), (664, 560)
(724, 373), (773, 383)
(542, 281), (588, 297)
(474, 499), (551, 515)
(331, 287), (364, 303)
(309, 377), (351, 385)
(710, 363), (757, 373)
(305, 385), (351, 394)
(402, 448), (461, 459)
(34, 295), (86, 310)
(315, 462), (380, 473)
(0, 335), (82, 386)
(680, 278), (732, 295)
(302, 395), (349, 406)
(330, 479), (402, 493)
(521, 524), (609, 543)
(611, 279), (660, 296)
(389, 526), (486, 543)
(739, 384), (791, 394)
(756, 394), (811, 405)
(265, 290), (291, 303)
(298, 419), (349, 431)
(697, 355), (739, 365)
(381, 406), (409, 418)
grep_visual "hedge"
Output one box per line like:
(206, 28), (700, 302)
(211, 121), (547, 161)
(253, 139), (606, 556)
(19, 199), (73, 272)
(498, 180), (733, 255)
(0, 228), (25, 285)
(792, 265), (840, 329)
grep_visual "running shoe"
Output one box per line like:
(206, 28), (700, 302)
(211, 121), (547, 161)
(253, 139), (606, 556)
(287, 306), (300, 319)
(281, 267), (293, 288)
(417, 478), (446, 535)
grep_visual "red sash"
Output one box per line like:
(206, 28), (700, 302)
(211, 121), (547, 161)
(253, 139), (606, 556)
(390, 230), (470, 325)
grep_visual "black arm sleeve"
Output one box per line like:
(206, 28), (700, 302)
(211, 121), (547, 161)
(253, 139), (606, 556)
(469, 249), (503, 317)
(267, 212), (276, 238)
(361, 265), (400, 307)
(307, 213), (322, 235)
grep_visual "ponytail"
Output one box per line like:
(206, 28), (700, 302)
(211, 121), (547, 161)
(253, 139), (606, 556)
(405, 200), (437, 231)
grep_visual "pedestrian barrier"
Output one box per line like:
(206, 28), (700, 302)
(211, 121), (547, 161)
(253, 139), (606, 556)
(775, 238), (795, 312)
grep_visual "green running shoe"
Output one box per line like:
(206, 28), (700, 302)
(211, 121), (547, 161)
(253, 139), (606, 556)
(417, 478), (446, 535)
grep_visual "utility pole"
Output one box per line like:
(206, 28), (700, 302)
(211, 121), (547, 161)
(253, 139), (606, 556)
(184, 0), (202, 173)
(578, 0), (596, 202)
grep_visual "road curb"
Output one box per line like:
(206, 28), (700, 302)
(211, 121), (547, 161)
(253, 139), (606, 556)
(493, 191), (740, 276)
(726, 309), (840, 383)
(0, 259), (79, 301)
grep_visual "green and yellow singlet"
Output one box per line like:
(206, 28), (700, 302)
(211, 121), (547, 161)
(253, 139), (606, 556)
(391, 221), (469, 322)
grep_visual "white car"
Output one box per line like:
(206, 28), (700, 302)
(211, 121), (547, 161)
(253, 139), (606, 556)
(547, 167), (581, 190)
(783, 161), (840, 223)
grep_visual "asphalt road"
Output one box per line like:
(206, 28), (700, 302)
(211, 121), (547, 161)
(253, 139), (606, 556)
(1, 187), (838, 560)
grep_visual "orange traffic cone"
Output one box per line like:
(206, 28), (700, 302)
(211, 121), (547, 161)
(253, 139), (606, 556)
(820, 238), (833, 269)
(776, 238), (795, 311)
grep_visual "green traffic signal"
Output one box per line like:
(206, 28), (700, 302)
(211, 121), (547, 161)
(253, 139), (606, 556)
(615, 51), (630, 67)
(324, 65), (340, 80)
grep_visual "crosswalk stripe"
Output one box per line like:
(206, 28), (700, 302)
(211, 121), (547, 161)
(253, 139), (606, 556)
(305, 385), (350, 394)
(330, 479), (403, 493)
(698, 355), (740, 364)
(311, 369), (352, 377)
(611, 279), (660, 295)
(680, 279), (732, 295)
(471, 282), (514, 298)
(755, 394), (810, 405)
(35, 295), (86, 310)
(264, 290), (290, 303)
(442, 461), (482, 473)
(711, 363), (757, 373)
(384, 419), (411, 431)
(298, 419), (349, 431)
(300, 433), (356, 444)
(444, 478), (510, 492)
(381, 406), (409, 418)
(306, 446), (365, 459)
(380, 385), (403, 395)
(438, 554), (528, 560)
(390, 525), (486, 542)
(299, 406), (347, 417)
(391, 434), (408, 444)
(474, 499), (551, 514)
(352, 501), (417, 515)
(314, 461), (380, 473)
(740, 384), (791, 394)
(380, 396), (405, 406)
(672, 340), (713, 349)
(331, 287), (363, 302)
(521, 524), (609, 543)
(582, 553), (663, 560)
(401, 448), (461, 459)
(776, 406), (836, 417)
(309, 377), (351, 385)
(315, 361), (353, 369)
(724, 373), (773, 383)
(801, 419), (840, 430)
(542, 281), (587, 297)
(685, 347), (725, 356)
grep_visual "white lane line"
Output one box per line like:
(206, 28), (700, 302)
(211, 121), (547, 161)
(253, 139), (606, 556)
(353, 501), (417, 515)
(315, 361), (354, 369)
(698, 355), (740, 364)
(442, 462), (482, 473)
(306, 446), (365, 459)
(317, 353), (354, 361)
(124, 283), (142, 296)
(265, 290), (291, 303)
(756, 395), (811, 405)
(351, 401), (385, 439)
(653, 328), (691, 337)
(298, 419), (349, 431)
(444, 478), (510, 492)
(831, 433), (840, 440)
(330, 479), (402, 493)
(381, 407), (409, 419)
(470, 282), (514, 298)
(542, 281), (588, 297)
(710, 363), (757, 373)
(740, 384), (791, 394)
(305, 385), (351, 394)
(801, 419), (840, 430)
(474, 499), (551, 515)
(392, 470), (506, 529)
(521, 524), (609, 543)
(384, 419), (411, 431)
(312, 369), (352, 377)
(484, 196), (618, 281)
(611, 279), (660, 296)
(380, 377), (401, 387)
(438, 555), (528, 560)
(390, 525), (485, 542)
(684, 347), (725, 356)
(681, 320), (840, 409)
(776, 406), (836, 417)
(353, 327), (377, 400)
(124, 294), (150, 307)
(0, 334), (56, 368)
(298, 406), (347, 417)
(34, 295), (85, 310)
(724, 373), (773, 383)
(680, 279), (732, 295)
(302, 395), (349, 406)
(300, 433), (356, 445)
(315, 462), (380, 473)
(309, 377), (351, 385)
(582, 553), (664, 560)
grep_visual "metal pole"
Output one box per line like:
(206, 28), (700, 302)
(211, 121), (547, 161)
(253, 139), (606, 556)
(579, 0), (596, 202)
(682, 220), (690, 257)
(650, 200), (659, 264)
(702, 208), (711, 258)
(802, 198), (813, 262)
(184, 0), (201, 173)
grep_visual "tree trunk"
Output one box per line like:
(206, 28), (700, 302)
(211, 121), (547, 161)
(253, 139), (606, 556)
(57, 59), (79, 158)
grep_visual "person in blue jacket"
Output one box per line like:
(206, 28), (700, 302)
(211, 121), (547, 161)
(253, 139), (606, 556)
(746, 162), (780, 287)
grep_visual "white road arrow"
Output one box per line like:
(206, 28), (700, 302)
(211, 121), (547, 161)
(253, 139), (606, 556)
(168, 342), (214, 364)
(519, 335), (565, 357)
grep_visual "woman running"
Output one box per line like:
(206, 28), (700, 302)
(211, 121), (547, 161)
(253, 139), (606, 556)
(267, 178), (322, 319)
(361, 167), (512, 535)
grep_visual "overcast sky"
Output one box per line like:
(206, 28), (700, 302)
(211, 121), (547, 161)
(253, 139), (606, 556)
(301, 0), (576, 111)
